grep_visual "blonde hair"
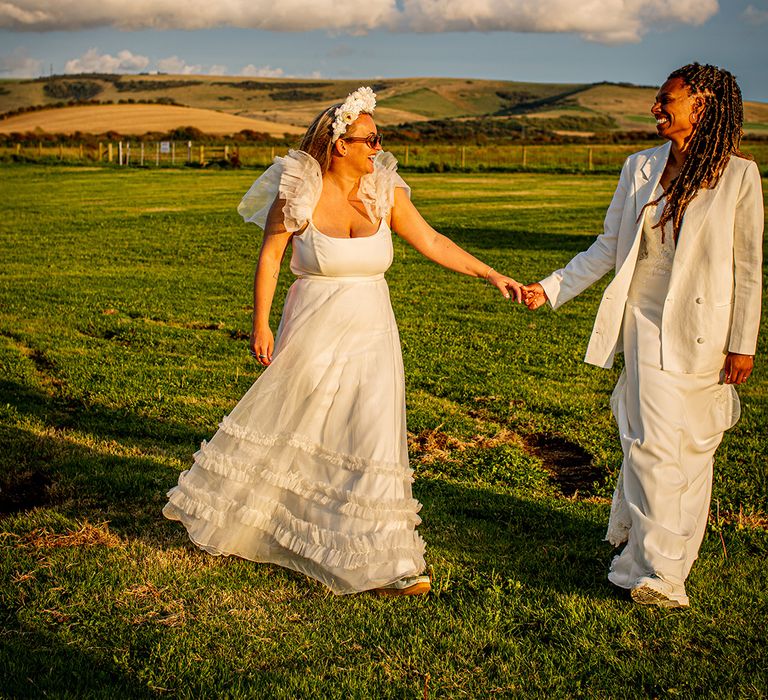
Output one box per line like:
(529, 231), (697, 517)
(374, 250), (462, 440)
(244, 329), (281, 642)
(298, 103), (372, 174)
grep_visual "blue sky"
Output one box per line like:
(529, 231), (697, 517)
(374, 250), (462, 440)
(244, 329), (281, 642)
(1, 0), (766, 101)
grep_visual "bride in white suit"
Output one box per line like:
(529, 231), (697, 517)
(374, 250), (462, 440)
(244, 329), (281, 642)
(523, 63), (763, 608)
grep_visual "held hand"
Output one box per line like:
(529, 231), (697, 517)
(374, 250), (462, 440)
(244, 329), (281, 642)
(487, 270), (523, 302)
(723, 352), (754, 385)
(250, 327), (274, 366)
(521, 283), (548, 310)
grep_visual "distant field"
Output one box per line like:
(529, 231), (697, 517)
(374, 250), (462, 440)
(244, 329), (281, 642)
(0, 103), (305, 137)
(2, 74), (766, 137)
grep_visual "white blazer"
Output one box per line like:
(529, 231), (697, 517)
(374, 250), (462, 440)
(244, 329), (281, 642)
(540, 142), (764, 373)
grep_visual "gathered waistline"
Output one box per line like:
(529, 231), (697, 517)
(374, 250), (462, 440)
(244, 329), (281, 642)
(295, 273), (385, 283)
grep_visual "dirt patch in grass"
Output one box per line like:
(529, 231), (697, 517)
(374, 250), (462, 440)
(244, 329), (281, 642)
(522, 433), (604, 497)
(0, 467), (51, 515)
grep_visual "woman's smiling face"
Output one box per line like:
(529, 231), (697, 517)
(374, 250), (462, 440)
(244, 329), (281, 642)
(341, 114), (382, 174)
(651, 76), (700, 146)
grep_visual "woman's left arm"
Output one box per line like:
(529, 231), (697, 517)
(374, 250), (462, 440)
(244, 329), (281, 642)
(726, 161), (765, 384)
(390, 187), (522, 301)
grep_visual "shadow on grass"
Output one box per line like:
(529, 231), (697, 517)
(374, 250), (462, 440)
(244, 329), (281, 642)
(0, 627), (157, 699)
(2, 372), (617, 602)
(0, 377), (193, 536)
(415, 478), (618, 601)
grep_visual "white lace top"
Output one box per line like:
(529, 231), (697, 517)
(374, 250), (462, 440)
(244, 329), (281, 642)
(636, 186), (675, 276)
(237, 150), (410, 232)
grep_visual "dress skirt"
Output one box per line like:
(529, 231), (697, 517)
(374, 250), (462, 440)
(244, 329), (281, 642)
(163, 272), (426, 594)
(605, 260), (740, 604)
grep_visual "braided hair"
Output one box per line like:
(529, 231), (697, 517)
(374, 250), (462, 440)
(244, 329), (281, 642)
(651, 63), (746, 241)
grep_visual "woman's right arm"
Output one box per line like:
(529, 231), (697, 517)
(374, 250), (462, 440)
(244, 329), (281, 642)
(250, 198), (294, 366)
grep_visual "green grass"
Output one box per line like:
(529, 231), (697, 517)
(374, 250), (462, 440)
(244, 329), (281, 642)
(1, 165), (767, 698)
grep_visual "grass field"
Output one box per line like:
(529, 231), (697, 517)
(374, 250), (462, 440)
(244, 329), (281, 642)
(1, 165), (767, 697)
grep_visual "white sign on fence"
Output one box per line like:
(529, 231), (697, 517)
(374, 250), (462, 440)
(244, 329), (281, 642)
(160, 141), (171, 154)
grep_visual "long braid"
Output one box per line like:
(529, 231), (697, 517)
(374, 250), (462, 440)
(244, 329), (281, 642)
(652, 63), (746, 241)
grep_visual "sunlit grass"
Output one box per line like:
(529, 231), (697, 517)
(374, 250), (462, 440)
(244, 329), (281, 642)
(1, 165), (766, 697)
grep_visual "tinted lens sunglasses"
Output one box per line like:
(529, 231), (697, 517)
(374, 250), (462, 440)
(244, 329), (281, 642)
(342, 133), (383, 148)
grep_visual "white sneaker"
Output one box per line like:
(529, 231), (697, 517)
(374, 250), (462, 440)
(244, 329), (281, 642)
(375, 574), (431, 596)
(631, 576), (689, 609)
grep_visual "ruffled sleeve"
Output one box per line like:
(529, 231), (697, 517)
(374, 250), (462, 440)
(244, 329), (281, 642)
(237, 150), (322, 232)
(358, 151), (410, 222)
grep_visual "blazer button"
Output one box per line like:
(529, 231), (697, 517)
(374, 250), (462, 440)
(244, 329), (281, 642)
(696, 337), (705, 344)
(695, 297), (704, 304)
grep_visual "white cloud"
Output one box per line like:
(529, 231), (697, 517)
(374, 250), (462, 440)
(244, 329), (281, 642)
(743, 4), (768, 23)
(398, 0), (720, 44)
(156, 55), (202, 74)
(155, 56), (228, 75)
(0, 47), (42, 77)
(239, 64), (285, 78)
(0, 0), (720, 43)
(0, 0), (397, 33)
(64, 48), (149, 73)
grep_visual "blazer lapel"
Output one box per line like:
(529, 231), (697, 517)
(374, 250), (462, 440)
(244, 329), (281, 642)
(671, 177), (721, 271)
(633, 142), (670, 220)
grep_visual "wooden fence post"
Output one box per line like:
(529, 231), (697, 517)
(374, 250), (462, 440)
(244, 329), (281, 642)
(187, 140), (192, 163)
(155, 142), (160, 166)
(461, 146), (465, 168)
(199, 145), (205, 165)
(404, 145), (409, 166)
(108, 143), (113, 163)
(522, 146), (527, 168)
(224, 145), (229, 161)
(171, 141), (176, 165)
(588, 147), (593, 171)
(140, 142), (145, 166)
(15, 143), (21, 155)
(118, 141), (123, 166)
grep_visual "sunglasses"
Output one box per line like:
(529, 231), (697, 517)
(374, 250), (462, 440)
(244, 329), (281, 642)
(341, 133), (383, 148)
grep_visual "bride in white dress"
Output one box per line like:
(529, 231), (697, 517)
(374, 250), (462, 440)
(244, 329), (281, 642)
(163, 87), (522, 595)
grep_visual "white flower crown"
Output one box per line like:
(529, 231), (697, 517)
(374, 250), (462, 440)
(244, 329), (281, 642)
(331, 86), (377, 143)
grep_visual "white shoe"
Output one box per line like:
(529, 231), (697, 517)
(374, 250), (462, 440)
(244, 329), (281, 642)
(631, 576), (689, 609)
(375, 574), (431, 596)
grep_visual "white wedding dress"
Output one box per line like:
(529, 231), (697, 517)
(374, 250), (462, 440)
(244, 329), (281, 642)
(605, 187), (741, 605)
(162, 150), (426, 594)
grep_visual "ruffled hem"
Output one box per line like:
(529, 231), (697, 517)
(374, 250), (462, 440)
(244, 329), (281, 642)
(218, 416), (413, 480)
(164, 483), (426, 572)
(605, 466), (631, 547)
(193, 442), (421, 525)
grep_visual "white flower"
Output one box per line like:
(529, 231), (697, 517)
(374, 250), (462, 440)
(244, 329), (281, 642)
(331, 86), (377, 142)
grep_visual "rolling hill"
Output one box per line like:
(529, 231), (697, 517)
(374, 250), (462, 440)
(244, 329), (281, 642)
(0, 74), (766, 137)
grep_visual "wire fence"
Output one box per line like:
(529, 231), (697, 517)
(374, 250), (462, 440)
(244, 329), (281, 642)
(3, 140), (768, 173)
